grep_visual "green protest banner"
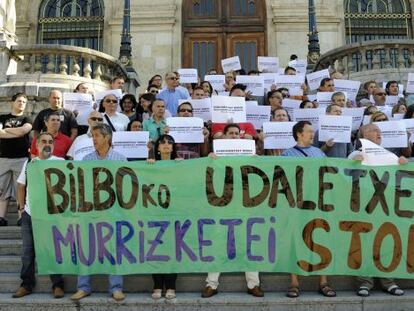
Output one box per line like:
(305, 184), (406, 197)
(28, 157), (414, 278)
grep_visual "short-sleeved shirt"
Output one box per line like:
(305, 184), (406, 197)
(211, 122), (257, 139)
(282, 145), (326, 158)
(32, 108), (78, 137)
(83, 148), (127, 161)
(17, 156), (64, 215)
(30, 132), (72, 158)
(143, 117), (167, 141)
(0, 114), (31, 158)
(156, 88), (190, 116)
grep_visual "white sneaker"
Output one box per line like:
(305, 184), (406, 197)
(165, 289), (176, 299)
(152, 289), (162, 299)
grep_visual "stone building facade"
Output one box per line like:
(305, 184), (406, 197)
(12, 0), (414, 93)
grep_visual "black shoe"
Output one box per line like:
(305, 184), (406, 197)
(16, 218), (22, 227)
(0, 217), (8, 226)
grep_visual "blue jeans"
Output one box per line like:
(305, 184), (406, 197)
(77, 275), (123, 293)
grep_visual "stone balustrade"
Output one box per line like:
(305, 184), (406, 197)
(315, 40), (414, 83)
(7, 44), (127, 90)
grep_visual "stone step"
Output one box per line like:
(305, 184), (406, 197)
(0, 256), (21, 273)
(0, 292), (414, 311)
(0, 272), (362, 293)
(1, 271), (414, 293)
(0, 240), (22, 255)
(0, 227), (21, 239)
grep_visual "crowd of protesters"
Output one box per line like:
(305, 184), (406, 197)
(0, 59), (412, 301)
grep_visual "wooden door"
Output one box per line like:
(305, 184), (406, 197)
(226, 32), (265, 73)
(182, 0), (267, 77)
(183, 33), (223, 78)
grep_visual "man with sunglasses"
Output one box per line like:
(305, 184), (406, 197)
(66, 111), (104, 160)
(174, 102), (210, 158)
(157, 72), (190, 116)
(372, 88), (387, 106)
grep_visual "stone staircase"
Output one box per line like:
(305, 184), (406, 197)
(1, 203), (414, 310)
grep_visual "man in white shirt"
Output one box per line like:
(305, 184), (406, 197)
(12, 133), (65, 299)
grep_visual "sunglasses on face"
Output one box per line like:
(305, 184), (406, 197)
(168, 77), (179, 80)
(150, 90), (158, 94)
(89, 117), (103, 121)
(160, 139), (174, 145)
(375, 93), (386, 96)
(104, 99), (118, 104)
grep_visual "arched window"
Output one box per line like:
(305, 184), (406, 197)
(183, 0), (266, 77)
(345, 0), (412, 44)
(38, 0), (104, 51)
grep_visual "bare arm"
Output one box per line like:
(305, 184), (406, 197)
(17, 183), (26, 211)
(3, 123), (32, 137)
(70, 128), (78, 141)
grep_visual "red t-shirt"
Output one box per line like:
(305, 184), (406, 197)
(211, 122), (257, 139)
(31, 132), (72, 158)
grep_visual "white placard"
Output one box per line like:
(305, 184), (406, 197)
(406, 73), (414, 93)
(374, 121), (407, 148)
(211, 95), (246, 123)
(282, 98), (301, 117)
(393, 113), (405, 121)
(166, 117), (204, 143)
(362, 115), (371, 125)
(306, 69), (330, 91)
(213, 139), (255, 156)
(257, 56), (279, 73)
(113, 131), (149, 159)
(360, 138), (399, 166)
(318, 115), (352, 143)
(221, 56), (241, 73)
(342, 107), (365, 131)
(385, 95), (399, 107)
(377, 106), (392, 118)
(63, 92), (93, 114)
(334, 79), (361, 103)
(179, 98), (212, 122)
(178, 68), (198, 83)
(401, 118), (414, 143)
(274, 74), (305, 90)
(204, 75), (225, 92)
(68, 136), (94, 160)
(317, 92), (335, 106)
(263, 121), (296, 149)
(95, 89), (123, 105)
(293, 108), (325, 131)
(246, 105), (271, 129)
(260, 73), (278, 91)
(236, 75), (265, 96)
(289, 87), (304, 96)
(288, 59), (307, 74)
(307, 94), (317, 102)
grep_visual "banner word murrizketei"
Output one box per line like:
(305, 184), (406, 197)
(28, 157), (414, 278)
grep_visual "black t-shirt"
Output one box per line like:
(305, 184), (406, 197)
(0, 114), (31, 158)
(32, 108), (78, 137)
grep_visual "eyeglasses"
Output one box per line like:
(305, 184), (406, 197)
(89, 117), (103, 121)
(160, 139), (174, 145)
(179, 108), (193, 113)
(168, 77), (179, 80)
(374, 93), (386, 96)
(104, 99), (118, 104)
(150, 90), (158, 94)
(374, 118), (387, 122)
